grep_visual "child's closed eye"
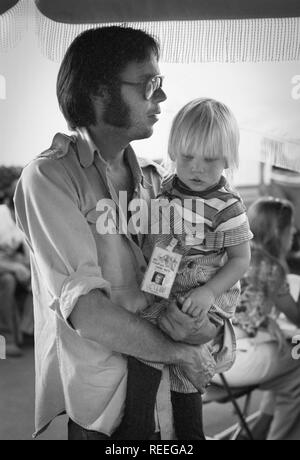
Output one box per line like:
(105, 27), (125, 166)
(182, 155), (194, 161)
(203, 157), (220, 163)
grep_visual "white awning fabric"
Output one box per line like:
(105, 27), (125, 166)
(0, 0), (28, 51)
(0, 0), (299, 62)
(35, 14), (300, 64)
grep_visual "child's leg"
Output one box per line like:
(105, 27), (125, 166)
(168, 342), (216, 440)
(171, 391), (205, 440)
(112, 356), (162, 440)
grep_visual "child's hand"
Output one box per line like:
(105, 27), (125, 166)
(181, 286), (215, 318)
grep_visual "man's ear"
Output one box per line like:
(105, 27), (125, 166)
(91, 85), (110, 103)
(224, 158), (229, 169)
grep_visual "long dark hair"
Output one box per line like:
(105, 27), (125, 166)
(57, 26), (160, 130)
(248, 197), (294, 259)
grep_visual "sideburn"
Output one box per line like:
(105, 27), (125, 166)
(103, 84), (131, 129)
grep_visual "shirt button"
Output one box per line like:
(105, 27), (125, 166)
(140, 266), (147, 274)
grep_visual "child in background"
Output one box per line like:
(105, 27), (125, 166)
(114, 98), (252, 440)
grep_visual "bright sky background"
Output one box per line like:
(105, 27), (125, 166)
(1, 26), (299, 186)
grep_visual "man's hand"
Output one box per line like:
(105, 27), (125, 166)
(158, 301), (218, 345)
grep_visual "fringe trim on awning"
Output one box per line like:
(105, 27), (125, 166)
(33, 3), (300, 63)
(1, 1), (300, 63)
(0, 0), (28, 52)
(261, 137), (300, 173)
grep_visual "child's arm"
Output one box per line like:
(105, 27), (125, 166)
(182, 241), (251, 317)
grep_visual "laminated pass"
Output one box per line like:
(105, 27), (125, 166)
(141, 239), (182, 299)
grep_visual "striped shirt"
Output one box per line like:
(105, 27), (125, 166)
(156, 175), (252, 257)
(141, 175), (252, 393)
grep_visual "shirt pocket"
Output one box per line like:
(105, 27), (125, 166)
(84, 208), (145, 297)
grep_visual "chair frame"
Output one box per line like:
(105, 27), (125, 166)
(204, 373), (260, 440)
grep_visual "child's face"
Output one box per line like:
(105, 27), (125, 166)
(175, 152), (227, 191)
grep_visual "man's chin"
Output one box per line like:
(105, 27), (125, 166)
(131, 127), (154, 141)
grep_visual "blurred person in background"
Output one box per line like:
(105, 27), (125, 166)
(260, 162), (300, 274)
(0, 166), (33, 357)
(215, 197), (300, 440)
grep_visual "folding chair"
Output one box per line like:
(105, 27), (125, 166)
(203, 374), (260, 440)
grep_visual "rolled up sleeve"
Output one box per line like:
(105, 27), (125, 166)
(60, 268), (111, 321)
(14, 158), (111, 321)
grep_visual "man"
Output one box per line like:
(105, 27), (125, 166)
(15, 27), (218, 440)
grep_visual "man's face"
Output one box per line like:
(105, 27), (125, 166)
(103, 53), (167, 140)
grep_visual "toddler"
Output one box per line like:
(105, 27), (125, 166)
(113, 98), (252, 440)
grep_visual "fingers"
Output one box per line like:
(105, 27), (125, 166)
(159, 302), (196, 341)
(186, 304), (202, 318)
(181, 298), (192, 314)
(182, 299), (202, 318)
(194, 308), (208, 325)
(167, 301), (190, 325)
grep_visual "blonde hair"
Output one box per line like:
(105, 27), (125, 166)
(167, 98), (240, 173)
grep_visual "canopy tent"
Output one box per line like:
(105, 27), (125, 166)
(0, 0), (299, 173)
(1, 0), (300, 62)
(34, 0), (300, 22)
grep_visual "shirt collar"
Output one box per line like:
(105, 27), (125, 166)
(75, 127), (100, 168)
(162, 174), (227, 197)
(75, 127), (151, 189)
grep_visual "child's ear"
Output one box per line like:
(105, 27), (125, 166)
(169, 151), (176, 162)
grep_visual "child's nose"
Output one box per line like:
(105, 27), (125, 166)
(192, 161), (205, 174)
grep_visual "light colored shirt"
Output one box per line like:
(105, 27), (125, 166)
(14, 128), (170, 437)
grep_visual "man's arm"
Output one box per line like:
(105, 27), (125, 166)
(70, 289), (219, 392)
(70, 289), (193, 365)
